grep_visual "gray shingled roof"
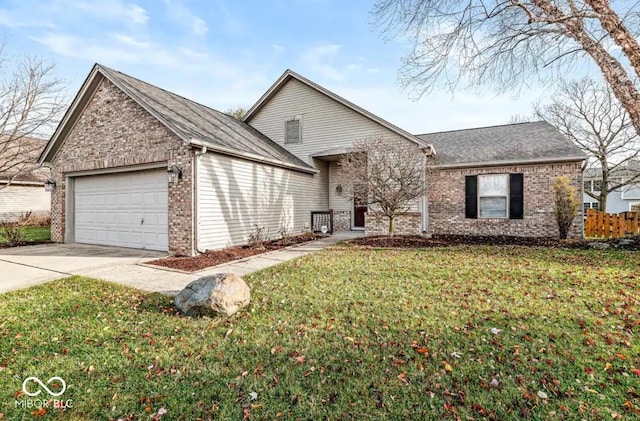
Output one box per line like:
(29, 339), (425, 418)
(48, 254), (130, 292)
(97, 65), (314, 173)
(417, 121), (586, 167)
(0, 136), (49, 183)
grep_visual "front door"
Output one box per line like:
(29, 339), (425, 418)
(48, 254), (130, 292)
(353, 202), (366, 228)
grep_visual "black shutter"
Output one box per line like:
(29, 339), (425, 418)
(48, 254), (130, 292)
(465, 175), (478, 219)
(509, 173), (524, 219)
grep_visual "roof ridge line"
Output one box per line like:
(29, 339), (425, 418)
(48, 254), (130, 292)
(415, 120), (547, 137)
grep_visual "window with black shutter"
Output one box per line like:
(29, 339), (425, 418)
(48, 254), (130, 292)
(465, 173), (524, 219)
(509, 173), (524, 219)
(465, 175), (478, 218)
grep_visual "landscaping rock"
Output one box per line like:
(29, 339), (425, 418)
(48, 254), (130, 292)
(588, 242), (610, 250)
(174, 274), (250, 317)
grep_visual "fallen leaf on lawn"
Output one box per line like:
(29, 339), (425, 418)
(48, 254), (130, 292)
(225, 329), (233, 338)
(14, 390), (25, 399)
(537, 390), (548, 399)
(397, 372), (408, 383)
(443, 361), (452, 372)
(631, 368), (640, 376)
(491, 378), (499, 388)
(294, 355), (305, 364)
(605, 363), (613, 371)
(249, 392), (258, 401)
(450, 351), (461, 359)
(414, 347), (429, 355)
(31, 408), (47, 417)
(584, 367), (594, 375)
(615, 353), (626, 360)
(490, 328), (501, 335)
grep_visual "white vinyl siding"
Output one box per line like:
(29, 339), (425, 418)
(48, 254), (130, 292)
(329, 161), (351, 211)
(248, 78), (411, 164)
(197, 153), (328, 251)
(74, 169), (168, 251)
(0, 185), (51, 223)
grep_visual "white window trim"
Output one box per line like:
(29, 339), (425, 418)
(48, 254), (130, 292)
(477, 174), (509, 219)
(629, 202), (640, 212)
(284, 114), (303, 144)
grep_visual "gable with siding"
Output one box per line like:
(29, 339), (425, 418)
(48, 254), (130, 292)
(246, 76), (425, 164)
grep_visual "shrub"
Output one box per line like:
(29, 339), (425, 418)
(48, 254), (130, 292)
(0, 223), (24, 246)
(248, 225), (268, 248)
(553, 176), (580, 239)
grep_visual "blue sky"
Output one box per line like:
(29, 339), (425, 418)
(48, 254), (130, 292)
(0, 0), (548, 133)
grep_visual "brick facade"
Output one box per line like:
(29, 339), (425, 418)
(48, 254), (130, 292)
(365, 212), (422, 236)
(332, 210), (351, 231)
(427, 162), (583, 239)
(50, 78), (195, 255)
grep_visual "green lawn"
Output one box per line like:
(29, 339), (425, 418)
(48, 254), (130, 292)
(0, 245), (638, 420)
(0, 226), (50, 244)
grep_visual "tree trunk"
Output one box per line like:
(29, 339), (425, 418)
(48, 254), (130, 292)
(584, 0), (640, 81)
(531, 0), (640, 134)
(599, 164), (609, 212)
(599, 191), (608, 214)
(388, 216), (395, 236)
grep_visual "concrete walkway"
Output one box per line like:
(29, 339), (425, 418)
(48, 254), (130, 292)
(0, 231), (361, 295)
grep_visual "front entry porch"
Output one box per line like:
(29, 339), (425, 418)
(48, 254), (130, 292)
(310, 147), (428, 236)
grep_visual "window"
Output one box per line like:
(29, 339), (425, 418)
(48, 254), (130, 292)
(631, 203), (640, 213)
(583, 180), (592, 192)
(465, 173), (523, 219)
(478, 174), (509, 218)
(584, 202), (599, 213)
(285, 117), (302, 144)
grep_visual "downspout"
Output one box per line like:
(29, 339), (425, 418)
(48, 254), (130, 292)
(194, 145), (207, 254)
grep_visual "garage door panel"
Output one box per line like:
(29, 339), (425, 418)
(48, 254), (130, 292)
(74, 169), (168, 251)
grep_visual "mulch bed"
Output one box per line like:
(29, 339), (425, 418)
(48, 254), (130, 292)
(146, 232), (322, 272)
(346, 234), (640, 251)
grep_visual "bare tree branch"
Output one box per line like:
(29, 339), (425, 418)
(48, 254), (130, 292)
(372, 0), (640, 135)
(338, 137), (432, 236)
(0, 44), (65, 190)
(535, 77), (640, 211)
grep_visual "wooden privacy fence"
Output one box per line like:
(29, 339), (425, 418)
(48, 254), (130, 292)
(585, 209), (639, 238)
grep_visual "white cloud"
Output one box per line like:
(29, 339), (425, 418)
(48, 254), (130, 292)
(301, 43), (346, 81)
(0, 8), (55, 28)
(65, 0), (149, 25)
(162, 0), (208, 36)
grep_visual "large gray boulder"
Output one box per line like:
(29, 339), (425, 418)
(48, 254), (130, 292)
(174, 274), (251, 317)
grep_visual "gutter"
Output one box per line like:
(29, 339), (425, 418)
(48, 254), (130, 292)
(194, 145), (206, 254)
(434, 155), (586, 169)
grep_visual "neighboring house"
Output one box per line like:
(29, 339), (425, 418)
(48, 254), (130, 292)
(38, 64), (585, 255)
(583, 163), (640, 214)
(0, 136), (51, 223)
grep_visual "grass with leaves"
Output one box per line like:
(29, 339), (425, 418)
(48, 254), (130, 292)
(0, 245), (638, 420)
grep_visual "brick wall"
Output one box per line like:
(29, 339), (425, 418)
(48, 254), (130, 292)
(50, 77), (194, 255)
(427, 162), (583, 239)
(365, 212), (422, 236)
(333, 210), (351, 231)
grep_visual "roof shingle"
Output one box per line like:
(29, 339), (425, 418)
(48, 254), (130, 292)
(97, 65), (314, 173)
(416, 121), (586, 167)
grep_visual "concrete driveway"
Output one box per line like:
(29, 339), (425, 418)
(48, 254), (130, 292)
(0, 243), (197, 294)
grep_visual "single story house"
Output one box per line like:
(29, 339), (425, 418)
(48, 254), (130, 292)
(583, 163), (640, 214)
(1, 136), (51, 224)
(38, 64), (585, 255)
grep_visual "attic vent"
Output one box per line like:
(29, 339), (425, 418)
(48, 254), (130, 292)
(285, 118), (301, 144)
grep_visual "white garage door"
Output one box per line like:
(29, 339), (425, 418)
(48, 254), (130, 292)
(74, 169), (168, 251)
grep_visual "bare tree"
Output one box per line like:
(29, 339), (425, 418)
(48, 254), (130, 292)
(372, 0), (640, 135)
(224, 106), (247, 120)
(338, 137), (430, 236)
(0, 46), (65, 189)
(535, 78), (640, 211)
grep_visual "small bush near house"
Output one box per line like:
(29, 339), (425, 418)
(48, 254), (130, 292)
(553, 176), (580, 239)
(247, 224), (268, 248)
(17, 211), (51, 227)
(0, 223), (24, 246)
